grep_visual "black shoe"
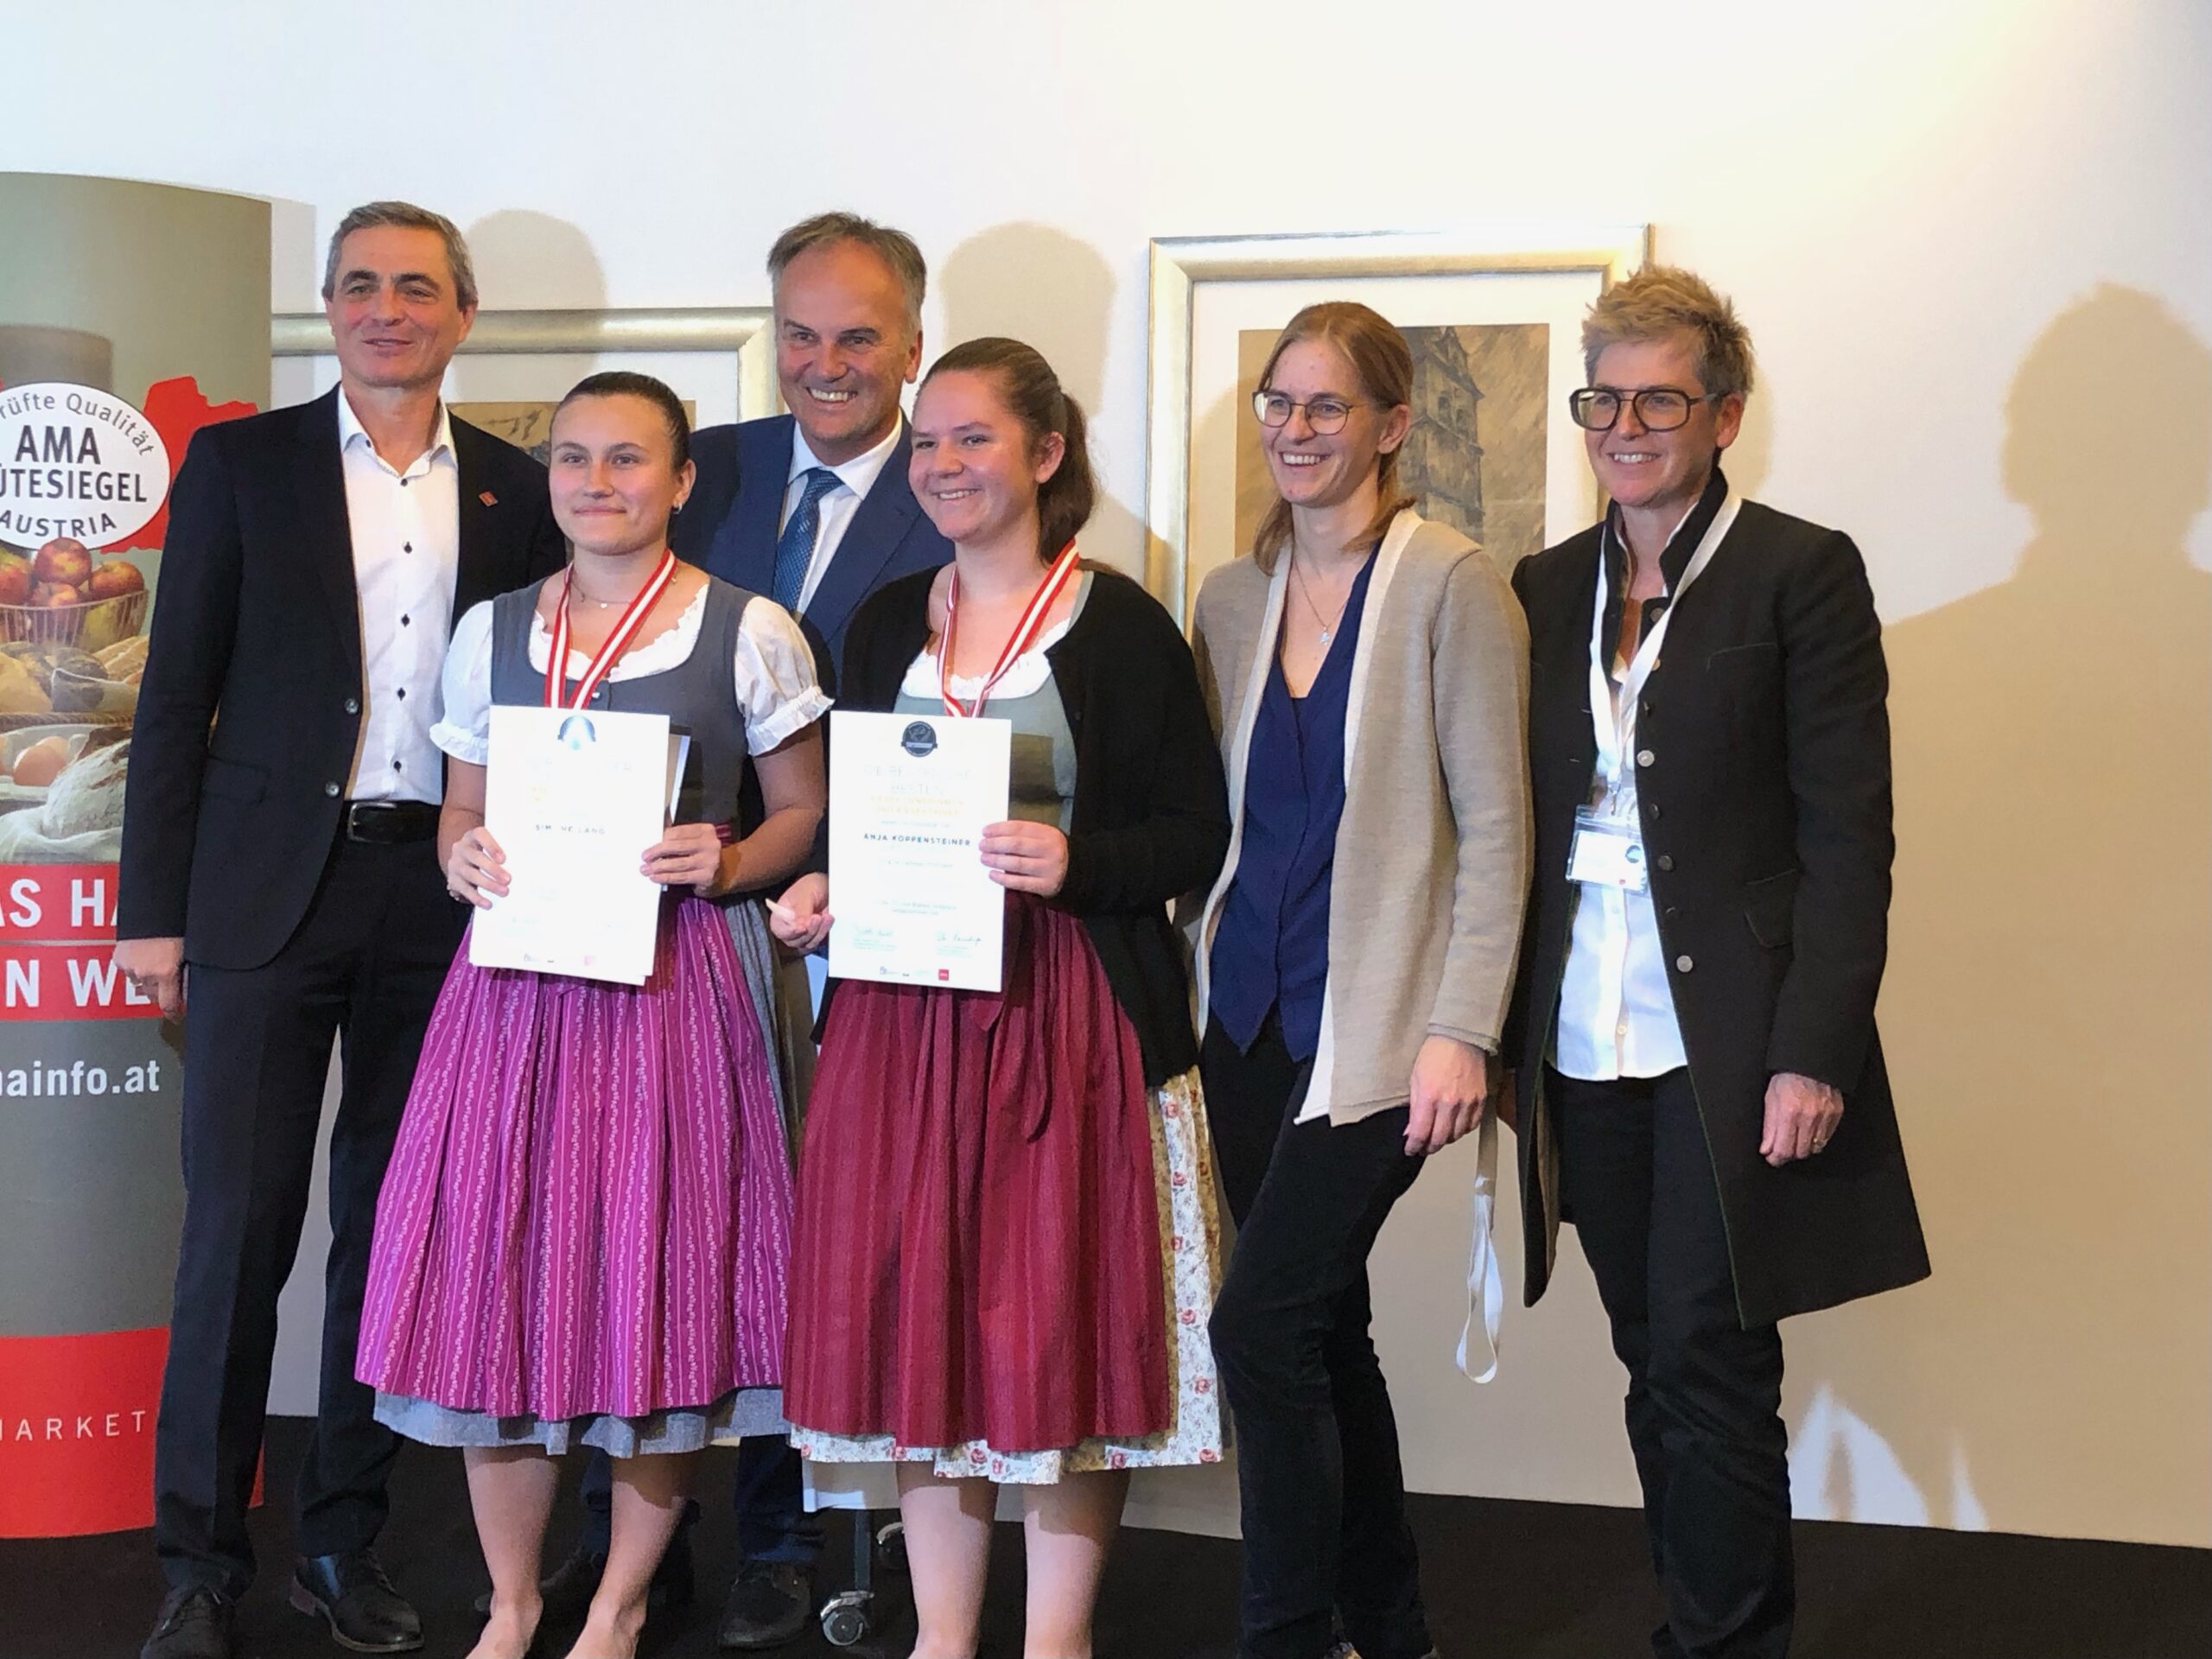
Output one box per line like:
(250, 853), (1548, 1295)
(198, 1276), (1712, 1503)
(718, 1560), (812, 1649)
(472, 1531), (696, 1622)
(289, 1549), (424, 1653)
(142, 1586), (235, 1659)
(538, 1546), (610, 1624)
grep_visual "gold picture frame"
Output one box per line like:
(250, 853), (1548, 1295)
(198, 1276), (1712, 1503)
(271, 306), (780, 436)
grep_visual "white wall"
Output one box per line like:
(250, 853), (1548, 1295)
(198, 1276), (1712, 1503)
(15, 0), (2209, 1548)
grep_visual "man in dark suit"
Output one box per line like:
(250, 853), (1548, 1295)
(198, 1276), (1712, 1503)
(116, 201), (566, 1659)
(1503, 266), (1929, 1659)
(543, 213), (950, 1652)
(673, 211), (953, 696)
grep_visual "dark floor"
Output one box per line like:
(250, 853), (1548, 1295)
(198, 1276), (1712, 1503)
(3, 1417), (2206, 1659)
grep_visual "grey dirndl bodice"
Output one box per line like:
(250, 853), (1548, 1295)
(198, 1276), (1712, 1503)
(486, 572), (801, 1147)
(489, 574), (757, 830)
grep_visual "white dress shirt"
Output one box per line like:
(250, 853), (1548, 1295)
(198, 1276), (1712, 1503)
(781, 421), (903, 613)
(336, 391), (459, 803)
(1554, 510), (1699, 1082)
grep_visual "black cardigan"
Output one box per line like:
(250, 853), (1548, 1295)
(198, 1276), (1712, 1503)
(834, 563), (1230, 1084)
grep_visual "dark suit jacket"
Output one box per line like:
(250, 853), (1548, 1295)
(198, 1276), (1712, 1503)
(117, 389), (567, 970)
(671, 414), (952, 695)
(1503, 485), (1929, 1326)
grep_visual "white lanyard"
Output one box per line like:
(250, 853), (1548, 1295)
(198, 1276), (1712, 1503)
(1586, 493), (1740, 798)
(1456, 1111), (1503, 1384)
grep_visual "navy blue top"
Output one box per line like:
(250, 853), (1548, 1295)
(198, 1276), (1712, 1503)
(1210, 552), (1377, 1060)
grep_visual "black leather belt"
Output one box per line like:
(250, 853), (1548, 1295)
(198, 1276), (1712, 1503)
(342, 800), (440, 844)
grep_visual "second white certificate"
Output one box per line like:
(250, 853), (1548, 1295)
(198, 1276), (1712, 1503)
(827, 709), (1012, 993)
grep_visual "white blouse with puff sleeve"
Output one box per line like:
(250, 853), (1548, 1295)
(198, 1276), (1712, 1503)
(430, 584), (831, 767)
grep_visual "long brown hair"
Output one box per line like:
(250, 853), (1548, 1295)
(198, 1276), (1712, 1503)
(923, 336), (1096, 561)
(1250, 302), (1415, 573)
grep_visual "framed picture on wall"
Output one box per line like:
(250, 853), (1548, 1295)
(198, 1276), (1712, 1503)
(1143, 227), (1649, 626)
(270, 306), (781, 448)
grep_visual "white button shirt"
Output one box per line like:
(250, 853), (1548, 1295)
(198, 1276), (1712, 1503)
(782, 421), (903, 613)
(1554, 512), (1694, 1082)
(336, 391), (459, 803)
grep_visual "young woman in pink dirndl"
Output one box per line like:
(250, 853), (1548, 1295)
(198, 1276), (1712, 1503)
(356, 373), (828, 1659)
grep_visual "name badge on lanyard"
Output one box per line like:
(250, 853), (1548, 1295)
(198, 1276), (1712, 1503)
(1567, 493), (1740, 892)
(1568, 806), (1649, 891)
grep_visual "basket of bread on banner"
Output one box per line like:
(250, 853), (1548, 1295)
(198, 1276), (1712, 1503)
(0, 536), (147, 857)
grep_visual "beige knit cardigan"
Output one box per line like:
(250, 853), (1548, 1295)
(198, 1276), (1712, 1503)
(1190, 509), (1533, 1126)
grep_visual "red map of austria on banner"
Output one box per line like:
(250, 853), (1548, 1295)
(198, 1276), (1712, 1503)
(0, 375), (253, 1537)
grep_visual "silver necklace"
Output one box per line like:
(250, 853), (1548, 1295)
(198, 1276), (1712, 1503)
(1289, 552), (1351, 645)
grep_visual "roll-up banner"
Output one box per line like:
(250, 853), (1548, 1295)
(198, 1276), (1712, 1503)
(0, 174), (269, 1537)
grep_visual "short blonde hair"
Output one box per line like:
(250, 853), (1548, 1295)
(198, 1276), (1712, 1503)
(1581, 265), (1755, 400)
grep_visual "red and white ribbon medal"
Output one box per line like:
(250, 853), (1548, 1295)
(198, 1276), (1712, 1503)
(544, 550), (678, 709)
(938, 540), (1081, 718)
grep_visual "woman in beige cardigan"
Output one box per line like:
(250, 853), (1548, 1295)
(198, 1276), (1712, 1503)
(1191, 302), (1530, 1659)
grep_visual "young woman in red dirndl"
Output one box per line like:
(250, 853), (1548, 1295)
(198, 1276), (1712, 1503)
(771, 339), (1230, 1658)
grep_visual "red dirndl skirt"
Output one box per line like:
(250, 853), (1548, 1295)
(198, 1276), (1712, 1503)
(784, 893), (1169, 1452)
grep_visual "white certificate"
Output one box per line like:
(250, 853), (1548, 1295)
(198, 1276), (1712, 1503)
(470, 704), (675, 986)
(827, 709), (1012, 993)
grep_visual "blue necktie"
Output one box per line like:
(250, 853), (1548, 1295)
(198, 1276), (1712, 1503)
(771, 467), (842, 613)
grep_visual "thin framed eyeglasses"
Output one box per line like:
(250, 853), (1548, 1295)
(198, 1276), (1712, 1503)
(1567, 386), (1725, 432)
(1254, 390), (1362, 434)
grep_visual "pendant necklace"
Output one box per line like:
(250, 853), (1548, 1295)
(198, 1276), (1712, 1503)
(1290, 551), (1351, 645)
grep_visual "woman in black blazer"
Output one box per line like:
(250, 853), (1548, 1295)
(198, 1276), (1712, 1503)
(1503, 267), (1929, 1659)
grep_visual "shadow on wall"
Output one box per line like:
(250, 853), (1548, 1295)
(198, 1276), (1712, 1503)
(938, 223), (1147, 581)
(448, 209), (609, 410)
(1783, 284), (2212, 1546)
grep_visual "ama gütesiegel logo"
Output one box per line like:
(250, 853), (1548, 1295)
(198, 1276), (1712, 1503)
(0, 384), (171, 551)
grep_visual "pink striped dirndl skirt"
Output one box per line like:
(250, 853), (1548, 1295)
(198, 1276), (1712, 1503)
(356, 893), (791, 1455)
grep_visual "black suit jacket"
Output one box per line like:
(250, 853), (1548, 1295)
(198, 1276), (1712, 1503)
(671, 414), (952, 695)
(117, 390), (567, 970)
(1503, 485), (1929, 1325)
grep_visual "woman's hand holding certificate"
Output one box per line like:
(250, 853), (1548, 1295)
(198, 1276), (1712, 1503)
(766, 871), (833, 953)
(977, 819), (1068, 895)
(446, 825), (511, 908)
(643, 821), (733, 895)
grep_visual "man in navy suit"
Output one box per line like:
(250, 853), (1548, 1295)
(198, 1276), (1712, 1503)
(673, 212), (953, 696)
(550, 213), (950, 1651)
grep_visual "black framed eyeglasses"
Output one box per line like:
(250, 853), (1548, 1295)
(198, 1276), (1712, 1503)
(1567, 385), (1723, 432)
(1254, 390), (1363, 434)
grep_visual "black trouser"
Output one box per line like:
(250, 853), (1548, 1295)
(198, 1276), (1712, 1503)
(1202, 1016), (1433, 1659)
(155, 836), (461, 1598)
(1551, 1067), (1794, 1659)
(575, 1435), (818, 1564)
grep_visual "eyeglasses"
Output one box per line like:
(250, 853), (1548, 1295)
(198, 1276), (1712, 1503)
(1567, 386), (1725, 432)
(1254, 390), (1363, 434)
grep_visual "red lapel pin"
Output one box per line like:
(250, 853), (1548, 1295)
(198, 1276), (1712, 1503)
(479, 490), (498, 506)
